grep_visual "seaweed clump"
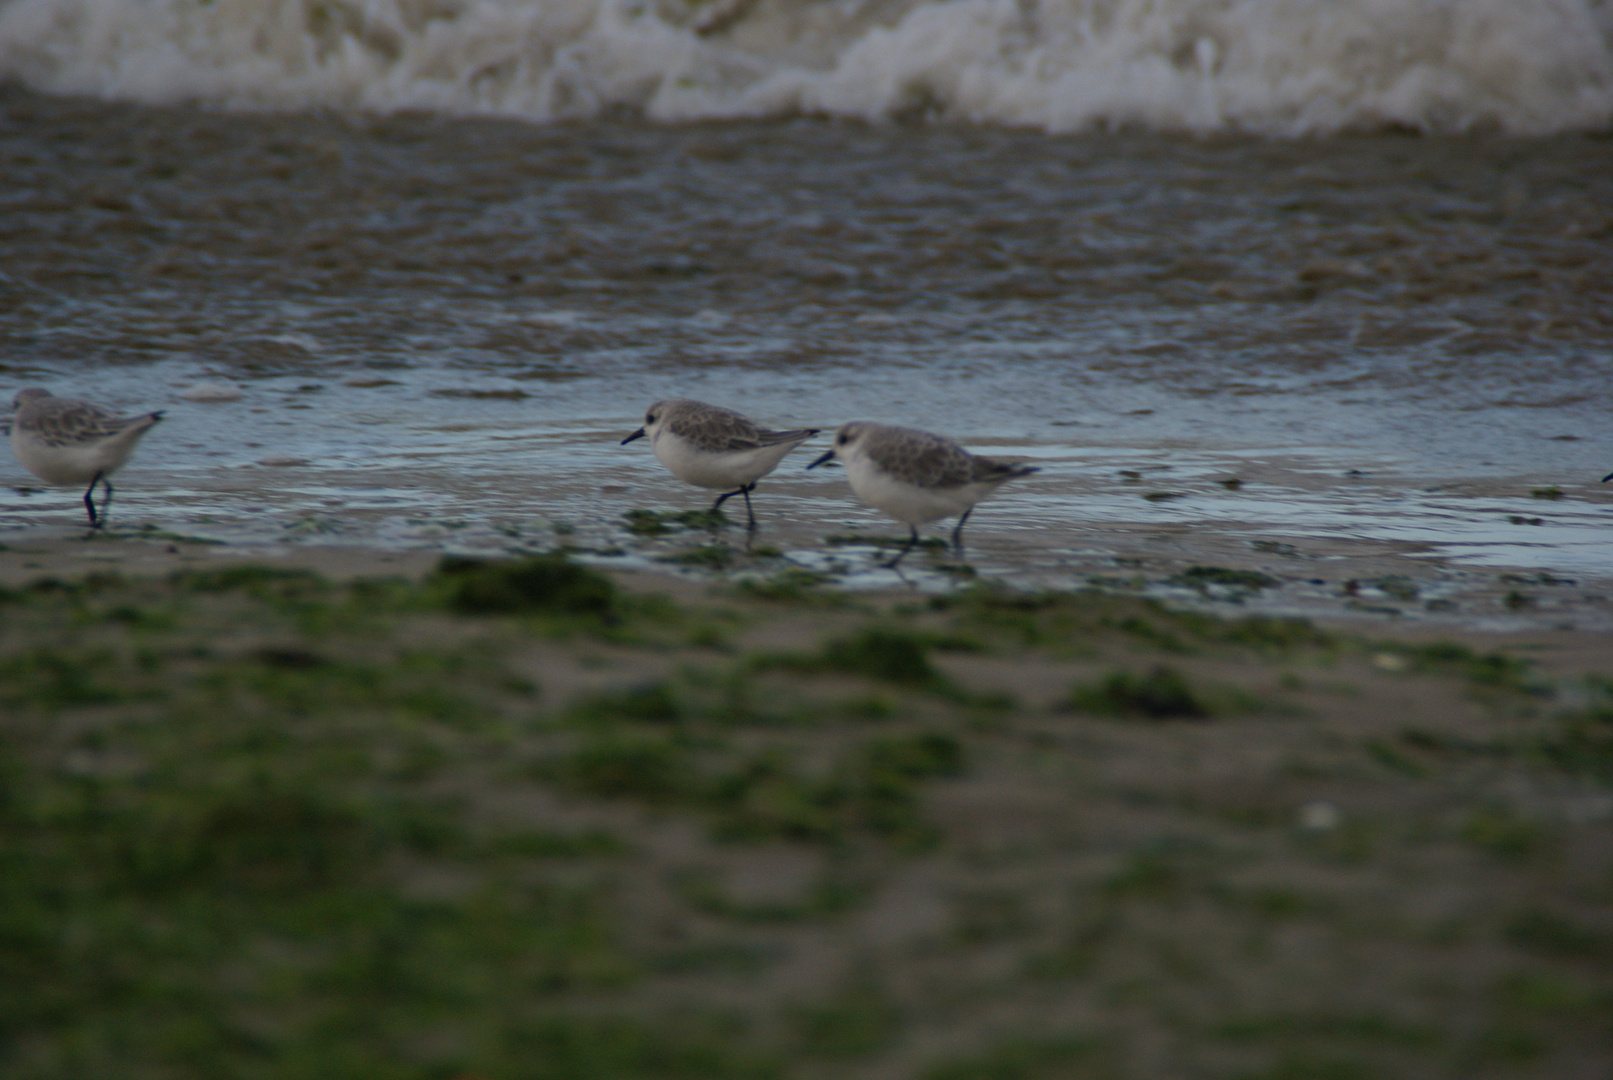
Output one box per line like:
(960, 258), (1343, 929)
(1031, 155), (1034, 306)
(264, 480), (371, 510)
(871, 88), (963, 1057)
(1063, 666), (1210, 720)
(822, 629), (938, 685)
(432, 554), (616, 617)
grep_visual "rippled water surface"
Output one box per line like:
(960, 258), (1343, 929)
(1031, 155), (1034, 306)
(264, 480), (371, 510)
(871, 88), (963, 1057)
(1, 88), (1610, 623)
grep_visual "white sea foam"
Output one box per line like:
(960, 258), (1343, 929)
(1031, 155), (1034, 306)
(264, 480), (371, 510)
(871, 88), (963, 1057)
(178, 381), (244, 403)
(1, 0), (1609, 134)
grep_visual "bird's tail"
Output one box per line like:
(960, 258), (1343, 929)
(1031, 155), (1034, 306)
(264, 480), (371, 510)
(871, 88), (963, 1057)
(975, 459), (1040, 483)
(113, 410), (164, 441)
(760, 427), (821, 446)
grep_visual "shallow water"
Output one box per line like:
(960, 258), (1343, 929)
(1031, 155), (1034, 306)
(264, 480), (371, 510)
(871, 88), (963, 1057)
(1, 87), (1610, 626)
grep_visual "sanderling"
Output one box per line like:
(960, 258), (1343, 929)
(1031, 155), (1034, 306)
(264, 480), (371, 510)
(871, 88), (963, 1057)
(807, 421), (1038, 568)
(620, 399), (820, 529)
(8, 388), (165, 528)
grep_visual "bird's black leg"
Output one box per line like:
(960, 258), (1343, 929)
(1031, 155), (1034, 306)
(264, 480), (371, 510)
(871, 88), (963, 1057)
(950, 508), (973, 552)
(82, 472), (104, 528)
(885, 526), (920, 569)
(100, 477), (115, 526)
(711, 484), (758, 528)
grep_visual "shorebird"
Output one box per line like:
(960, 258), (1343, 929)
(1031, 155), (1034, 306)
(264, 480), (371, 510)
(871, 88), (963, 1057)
(807, 421), (1038, 568)
(620, 399), (819, 529)
(9, 388), (164, 528)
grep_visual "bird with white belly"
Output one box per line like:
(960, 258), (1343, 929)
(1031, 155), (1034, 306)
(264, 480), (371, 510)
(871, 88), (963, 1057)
(621, 398), (820, 530)
(808, 421), (1038, 568)
(9, 387), (164, 528)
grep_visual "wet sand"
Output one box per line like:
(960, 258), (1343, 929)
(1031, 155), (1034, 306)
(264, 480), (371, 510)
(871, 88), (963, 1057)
(6, 445), (1612, 635)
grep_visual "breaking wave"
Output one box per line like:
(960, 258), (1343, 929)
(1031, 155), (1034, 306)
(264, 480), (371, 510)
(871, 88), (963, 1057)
(2, 0), (1611, 134)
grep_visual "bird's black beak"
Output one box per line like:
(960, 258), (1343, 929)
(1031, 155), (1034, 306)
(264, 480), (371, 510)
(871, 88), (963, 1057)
(806, 448), (835, 470)
(621, 428), (645, 445)
(1603, 471), (1612, 483)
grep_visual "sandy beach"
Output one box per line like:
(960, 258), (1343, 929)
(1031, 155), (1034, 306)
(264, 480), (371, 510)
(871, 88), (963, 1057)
(3, 537), (1611, 1078)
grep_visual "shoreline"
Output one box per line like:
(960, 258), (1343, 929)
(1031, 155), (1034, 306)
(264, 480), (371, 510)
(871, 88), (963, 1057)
(3, 524), (1610, 637)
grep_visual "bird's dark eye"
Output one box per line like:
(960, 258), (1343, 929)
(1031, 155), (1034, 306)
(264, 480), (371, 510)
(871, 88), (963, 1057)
(837, 433), (850, 445)
(645, 413), (655, 424)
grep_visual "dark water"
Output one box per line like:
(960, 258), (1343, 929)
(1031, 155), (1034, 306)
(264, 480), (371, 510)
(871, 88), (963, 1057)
(2, 87), (1611, 623)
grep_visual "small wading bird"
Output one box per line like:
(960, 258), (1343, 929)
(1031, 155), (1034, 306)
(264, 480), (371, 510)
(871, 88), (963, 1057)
(807, 421), (1039, 568)
(8, 388), (164, 528)
(620, 398), (820, 530)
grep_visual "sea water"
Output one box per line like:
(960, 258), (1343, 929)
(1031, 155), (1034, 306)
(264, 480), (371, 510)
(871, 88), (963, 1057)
(0, 0), (1610, 623)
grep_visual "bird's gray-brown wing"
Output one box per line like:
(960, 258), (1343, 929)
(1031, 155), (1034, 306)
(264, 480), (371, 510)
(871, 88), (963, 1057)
(19, 398), (134, 447)
(667, 405), (767, 452)
(867, 429), (976, 489)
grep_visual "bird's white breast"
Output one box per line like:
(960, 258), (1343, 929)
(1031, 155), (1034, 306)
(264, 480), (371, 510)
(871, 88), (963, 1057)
(652, 430), (800, 490)
(11, 422), (152, 486)
(843, 453), (978, 525)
